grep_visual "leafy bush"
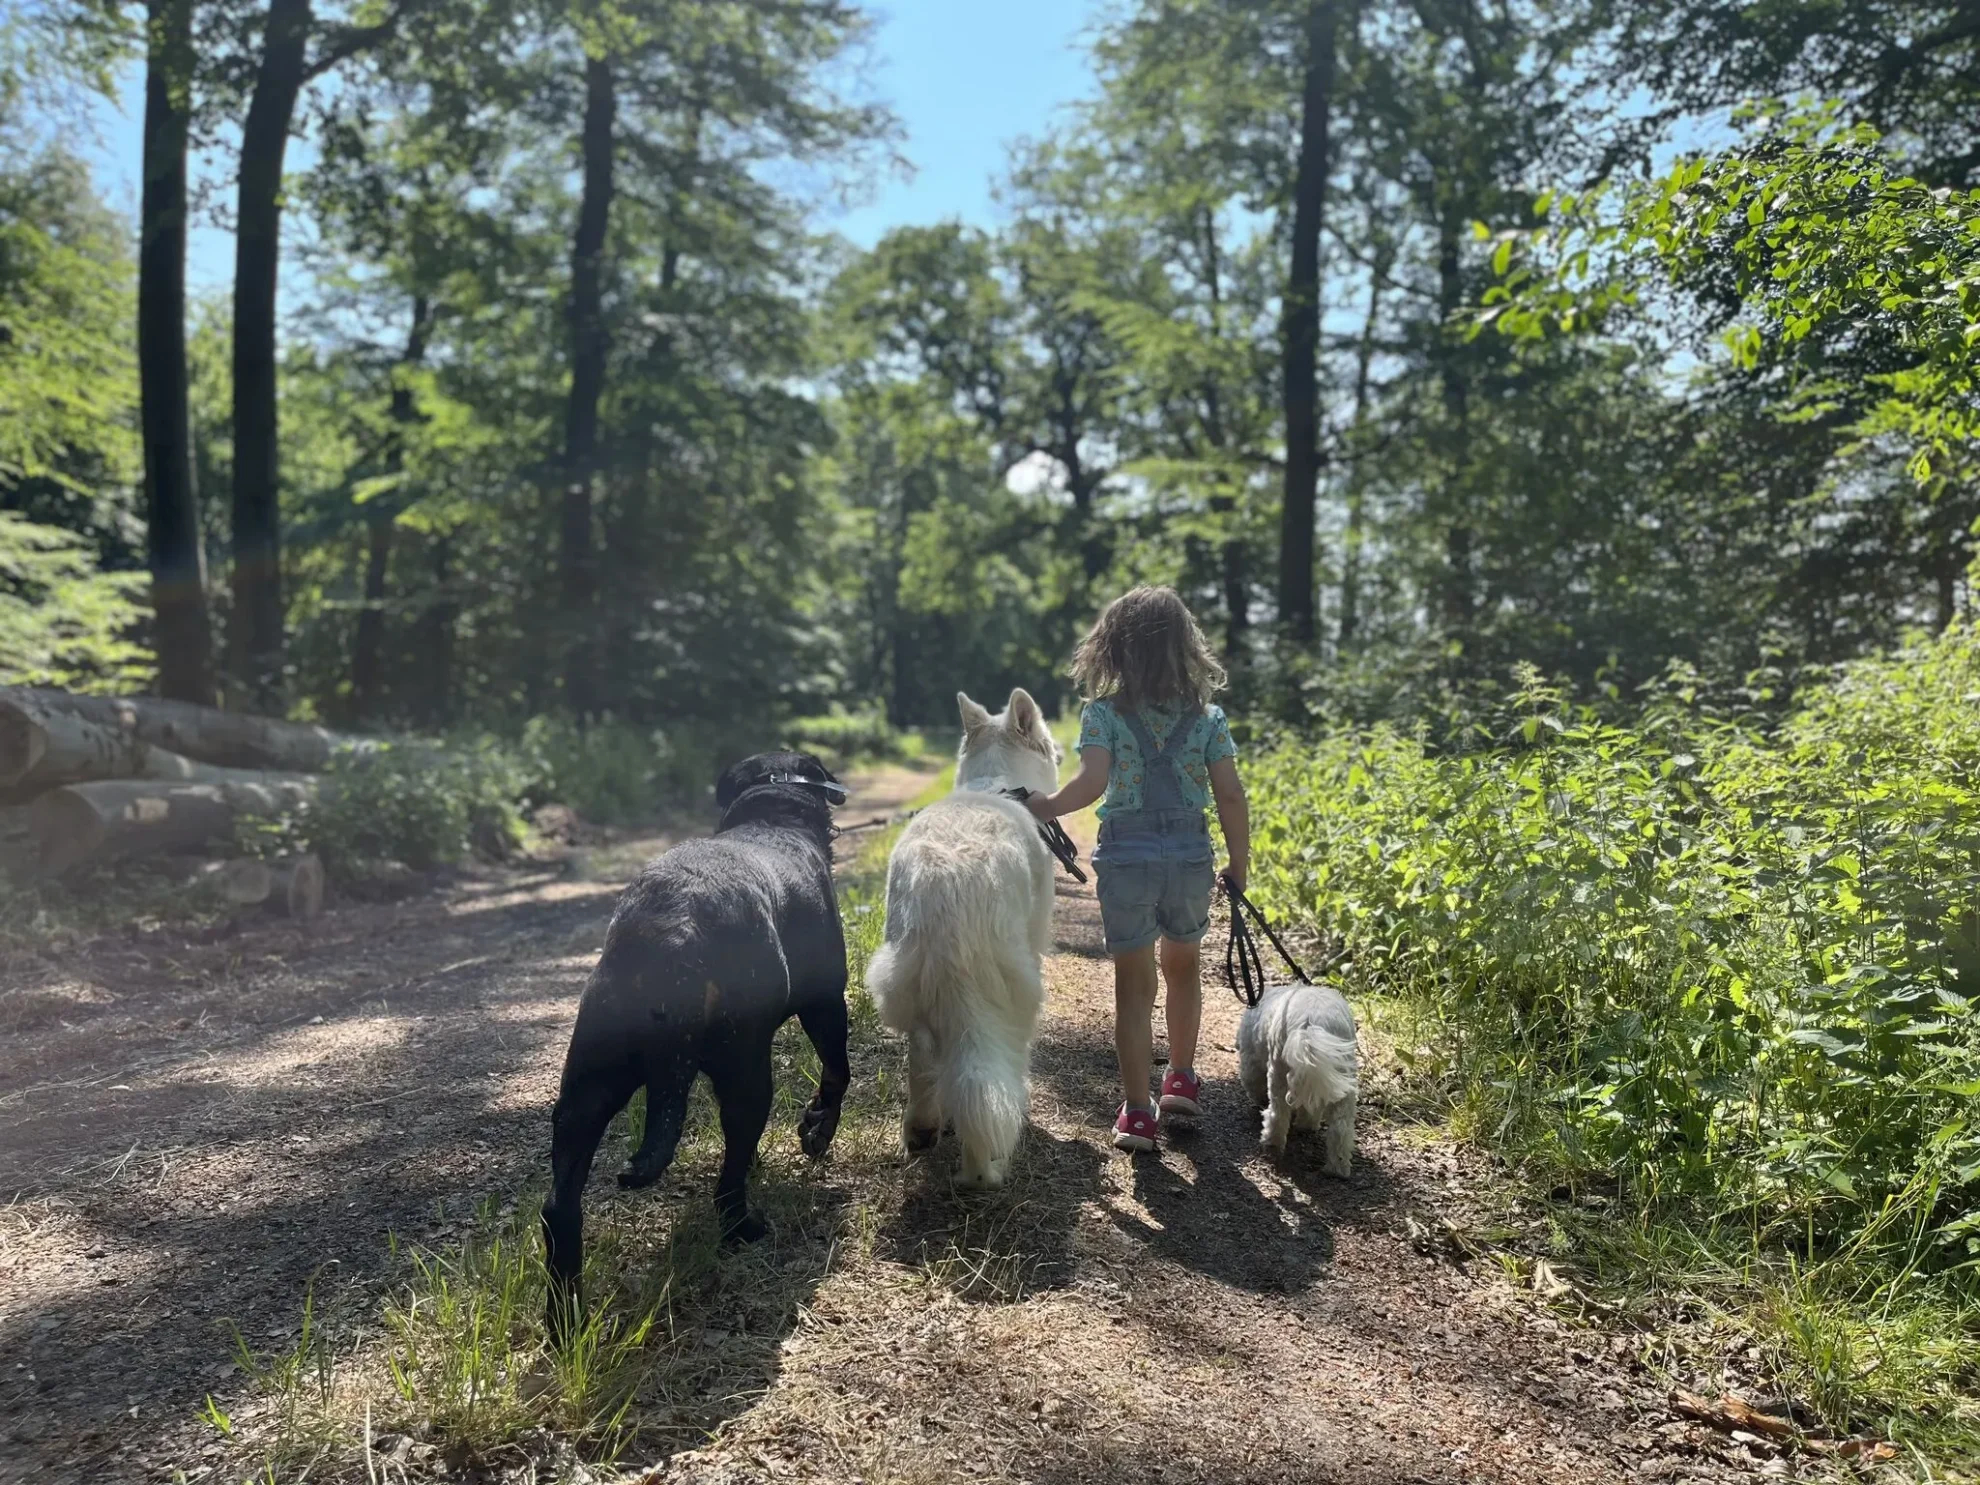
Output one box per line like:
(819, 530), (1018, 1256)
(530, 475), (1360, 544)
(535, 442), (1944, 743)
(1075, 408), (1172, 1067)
(517, 715), (741, 825)
(291, 741), (529, 875)
(1248, 631), (1980, 1434)
(782, 706), (910, 767)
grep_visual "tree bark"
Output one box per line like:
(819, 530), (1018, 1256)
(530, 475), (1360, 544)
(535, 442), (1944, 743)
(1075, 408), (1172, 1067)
(139, 0), (218, 707)
(352, 295), (432, 721)
(1436, 206), (1475, 636)
(0, 699), (275, 794)
(416, 536), (455, 728)
(229, 0), (315, 710)
(561, 52), (616, 716)
(29, 774), (319, 875)
(2, 688), (348, 772)
(1338, 262), (1385, 651)
(1277, 0), (1338, 648)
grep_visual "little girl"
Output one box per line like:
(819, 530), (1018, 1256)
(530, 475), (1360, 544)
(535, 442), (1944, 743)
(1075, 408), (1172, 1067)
(1027, 585), (1249, 1150)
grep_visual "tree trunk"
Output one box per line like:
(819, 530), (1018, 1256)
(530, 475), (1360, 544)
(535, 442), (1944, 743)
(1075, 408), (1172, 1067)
(561, 52), (616, 716)
(229, 0), (314, 710)
(351, 509), (394, 720)
(352, 295), (432, 721)
(2, 688), (347, 772)
(417, 536), (455, 729)
(1338, 264), (1385, 651)
(1436, 206), (1474, 636)
(29, 774), (319, 875)
(1277, 0), (1337, 648)
(0, 700), (278, 794)
(139, 0), (218, 707)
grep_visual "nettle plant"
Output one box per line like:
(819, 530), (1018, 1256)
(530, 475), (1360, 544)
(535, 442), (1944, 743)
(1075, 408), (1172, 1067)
(1249, 633), (1980, 1271)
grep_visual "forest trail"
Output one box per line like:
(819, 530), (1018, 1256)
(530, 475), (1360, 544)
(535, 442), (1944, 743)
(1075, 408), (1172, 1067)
(0, 763), (1758, 1484)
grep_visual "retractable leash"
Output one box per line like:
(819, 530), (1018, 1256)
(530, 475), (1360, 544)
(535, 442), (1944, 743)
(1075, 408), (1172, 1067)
(999, 787), (1089, 884)
(1221, 875), (1314, 1008)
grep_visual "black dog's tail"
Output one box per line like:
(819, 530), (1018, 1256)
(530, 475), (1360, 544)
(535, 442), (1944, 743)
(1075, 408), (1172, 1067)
(542, 956), (700, 1342)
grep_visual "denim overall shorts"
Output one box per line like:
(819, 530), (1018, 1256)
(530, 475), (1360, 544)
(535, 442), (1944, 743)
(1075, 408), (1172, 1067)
(1091, 706), (1216, 954)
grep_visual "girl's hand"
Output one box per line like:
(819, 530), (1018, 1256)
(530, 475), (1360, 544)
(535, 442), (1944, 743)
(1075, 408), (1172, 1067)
(1025, 791), (1057, 822)
(1219, 862), (1247, 893)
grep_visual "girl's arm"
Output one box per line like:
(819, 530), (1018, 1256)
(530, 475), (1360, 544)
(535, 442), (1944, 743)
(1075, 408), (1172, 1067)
(1027, 745), (1110, 820)
(1208, 756), (1249, 890)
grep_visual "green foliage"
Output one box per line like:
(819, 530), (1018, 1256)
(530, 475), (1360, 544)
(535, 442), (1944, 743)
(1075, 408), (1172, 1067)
(781, 705), (910, 767)
(292, 742), (529, 875)
(1482, 104), (1980, 483)
(0, 513), (150, 691)
(516, 715), (739, 825)
(1249, 630), (1980, 1436)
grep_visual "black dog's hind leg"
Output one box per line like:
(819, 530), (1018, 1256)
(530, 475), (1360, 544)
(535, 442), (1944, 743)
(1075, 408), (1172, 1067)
(542, 1067), (636, 1343)
(618, 1053), (693, 1190)
(708, 1056), (773, 1244)
(797, 997), (851, 1159)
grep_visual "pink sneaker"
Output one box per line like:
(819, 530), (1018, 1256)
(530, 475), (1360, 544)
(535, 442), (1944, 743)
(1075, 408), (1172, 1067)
(1113, 1103), (1158, 1152)
(1158, 1067), (1203, 1118)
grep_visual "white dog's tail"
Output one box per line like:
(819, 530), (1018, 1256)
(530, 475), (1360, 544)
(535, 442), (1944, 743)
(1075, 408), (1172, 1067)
(1283, 1023), (1358, 1109)
(941, 1023), (1028, 1171)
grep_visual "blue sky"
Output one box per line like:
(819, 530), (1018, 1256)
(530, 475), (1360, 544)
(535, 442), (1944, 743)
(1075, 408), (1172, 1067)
(79, 1), (1103, 292)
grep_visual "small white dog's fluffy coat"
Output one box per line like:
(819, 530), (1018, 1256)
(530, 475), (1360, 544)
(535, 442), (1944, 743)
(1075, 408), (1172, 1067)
(1237, 980), (1360, 1176)
(866, 688), (1060, 1187)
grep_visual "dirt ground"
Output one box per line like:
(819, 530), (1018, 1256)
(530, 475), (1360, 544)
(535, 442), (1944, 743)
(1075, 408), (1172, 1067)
(0, 764), (1781, 1485)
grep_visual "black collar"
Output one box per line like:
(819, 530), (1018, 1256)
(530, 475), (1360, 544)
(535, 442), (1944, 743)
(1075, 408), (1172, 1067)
(762, 773), (848, 805)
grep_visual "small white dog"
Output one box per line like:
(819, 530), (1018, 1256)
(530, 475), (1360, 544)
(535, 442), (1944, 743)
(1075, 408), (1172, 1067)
(866, 688), (1060, 1188)
(1237, 980), (1359, 1176)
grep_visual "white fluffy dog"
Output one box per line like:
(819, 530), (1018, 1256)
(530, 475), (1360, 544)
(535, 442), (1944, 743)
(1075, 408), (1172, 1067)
(866, 688), (1061, 1188)
(1237, 981), (1360, 1176)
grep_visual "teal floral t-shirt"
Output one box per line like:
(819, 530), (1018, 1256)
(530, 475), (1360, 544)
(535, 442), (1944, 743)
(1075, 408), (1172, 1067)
(1076, 698), (1237, 819)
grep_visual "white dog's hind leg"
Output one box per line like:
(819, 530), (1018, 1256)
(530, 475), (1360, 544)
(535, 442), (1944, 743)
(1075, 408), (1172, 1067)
(904, 1025), (941, 1154)
(1322, 1091), (1357, 1178)
(1262, 1053), (1292, 1153)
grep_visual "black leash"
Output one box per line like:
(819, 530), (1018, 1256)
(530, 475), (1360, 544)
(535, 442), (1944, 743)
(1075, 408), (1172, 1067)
(1222, 875), (1312, 1007)
(1000, 788), (1088, 884)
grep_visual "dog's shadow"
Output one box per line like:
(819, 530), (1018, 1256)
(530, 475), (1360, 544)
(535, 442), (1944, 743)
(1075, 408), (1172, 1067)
(879, 1123), (1106, 1301)
(1110, 1103), (1397, 1294)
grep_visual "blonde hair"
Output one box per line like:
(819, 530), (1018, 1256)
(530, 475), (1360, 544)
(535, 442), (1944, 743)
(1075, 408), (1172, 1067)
(1070, 585), (1227, 710)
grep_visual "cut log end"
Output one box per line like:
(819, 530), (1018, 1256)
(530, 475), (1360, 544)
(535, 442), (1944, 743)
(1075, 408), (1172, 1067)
(202, 858), (274, 905)
(0, 701), (47, 791)
(271, 854), (324, 920)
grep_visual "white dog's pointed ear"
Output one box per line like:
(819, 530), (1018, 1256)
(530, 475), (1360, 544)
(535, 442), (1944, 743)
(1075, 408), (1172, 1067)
(1007, 687), (1044, 736)
(957, 691), (992, 731)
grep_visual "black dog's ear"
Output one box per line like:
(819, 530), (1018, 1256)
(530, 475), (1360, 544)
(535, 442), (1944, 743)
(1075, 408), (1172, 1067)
(714, 757), (763, 810)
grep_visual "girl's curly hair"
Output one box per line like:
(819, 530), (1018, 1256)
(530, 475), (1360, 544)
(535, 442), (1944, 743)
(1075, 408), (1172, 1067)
(1069, 585), (1227, 710)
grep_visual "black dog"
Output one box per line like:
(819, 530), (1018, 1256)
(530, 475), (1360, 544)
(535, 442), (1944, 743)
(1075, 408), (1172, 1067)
(542, 751), (852, 1334)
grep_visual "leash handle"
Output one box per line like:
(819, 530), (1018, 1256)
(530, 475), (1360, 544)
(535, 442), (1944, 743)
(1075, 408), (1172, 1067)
(999, 788), (1088, 884)
(1221, 874), (1312, 1007)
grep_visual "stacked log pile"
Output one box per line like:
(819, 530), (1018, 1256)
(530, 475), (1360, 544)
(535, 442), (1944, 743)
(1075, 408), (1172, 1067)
(1, 688), (342, 918)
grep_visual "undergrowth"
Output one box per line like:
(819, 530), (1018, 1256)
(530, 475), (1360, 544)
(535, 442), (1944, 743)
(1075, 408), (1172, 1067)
(1249, 626), (1980, 1458)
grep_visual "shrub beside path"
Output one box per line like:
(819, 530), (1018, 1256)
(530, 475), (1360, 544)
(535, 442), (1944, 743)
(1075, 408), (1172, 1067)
(0, 763), (1764, 1483)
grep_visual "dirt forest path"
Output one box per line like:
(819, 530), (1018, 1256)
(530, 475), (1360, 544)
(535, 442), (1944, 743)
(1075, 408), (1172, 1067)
(0, 762), (1757, 1485)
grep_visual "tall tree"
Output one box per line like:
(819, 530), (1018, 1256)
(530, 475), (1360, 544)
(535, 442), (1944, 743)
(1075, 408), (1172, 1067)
(139, 0), (217, 703)
(559, 44), (613, 716)
(228, 0), (407, 707)
(1278, 0), (1339, 645)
